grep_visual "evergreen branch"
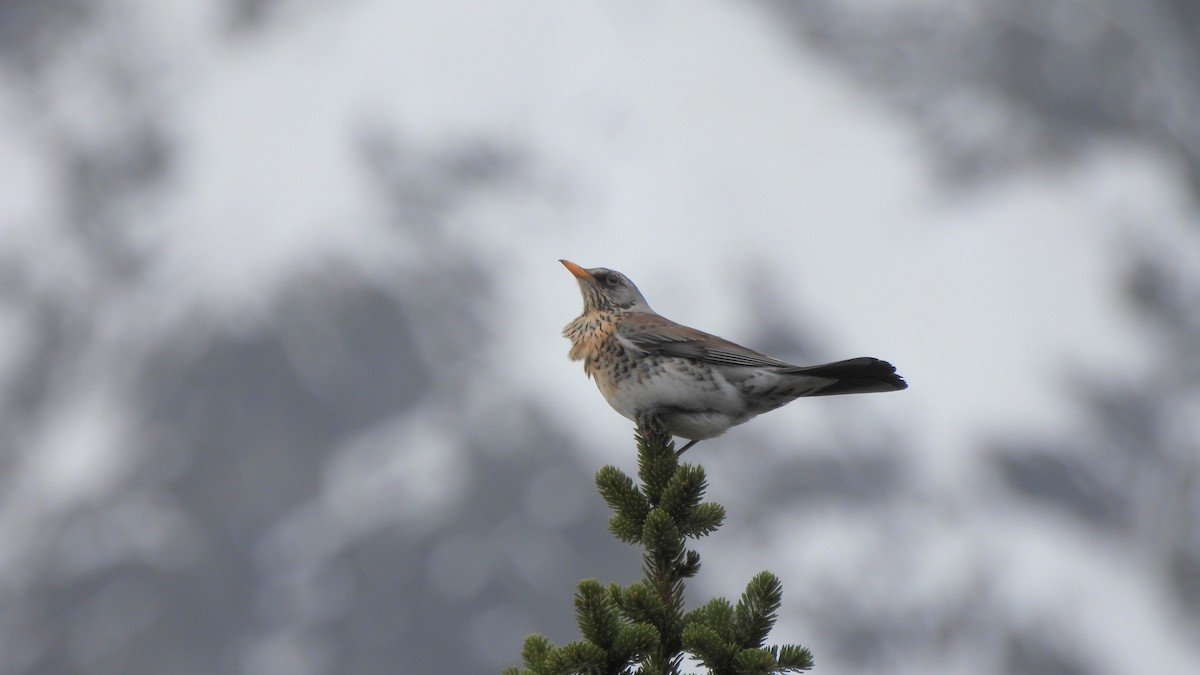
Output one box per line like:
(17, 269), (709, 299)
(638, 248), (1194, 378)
(658, 464), (708, 526)
(685, 598), (735, 641)
(680, 502), (726, 538)
(682, 622), (729, 672)
(612, 623), (660, 665)
(597, 466), (651, 543)
(732, 647), (777, 674)
(576, 579), (622, 650)
(507, 415), (812, 674)
(546, 640), (608, 673)
(733, 572), (783, 649)
(635, 413), (677, 504)
(641, 509), (686, 573)
(773, 645), (815, 672)
(504, 634), (552, 675)
(677, 549), (701, 579)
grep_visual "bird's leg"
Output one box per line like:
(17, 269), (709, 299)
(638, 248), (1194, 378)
(676, 439), (699, 456)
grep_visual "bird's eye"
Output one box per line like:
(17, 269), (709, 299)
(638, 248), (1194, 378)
(605, 274), (621, 287)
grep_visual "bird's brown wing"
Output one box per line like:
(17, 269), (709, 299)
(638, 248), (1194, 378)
(615, 313), (794, 368)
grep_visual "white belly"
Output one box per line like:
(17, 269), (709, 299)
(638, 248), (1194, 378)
(658, 409), (752, 440)
(597, 359), (752, 440)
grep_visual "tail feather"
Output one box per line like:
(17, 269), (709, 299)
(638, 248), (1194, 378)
(781, 357), (907, 396)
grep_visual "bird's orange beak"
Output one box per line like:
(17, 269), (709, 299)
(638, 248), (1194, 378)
(560, 259), (594, 281)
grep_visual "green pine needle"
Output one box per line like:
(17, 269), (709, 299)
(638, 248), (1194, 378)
(506, 415), (812, 675)
(597, 465), (651, 543)
(608, 512), (646, 544)
(732, 647), (777, 674)
(641, 509), (685, 566)
(680, 502), (726, 538)
(547, 640), (609, 673)
(510, 633), (553, 674)
(676, 549), (701, 579)
(733, 572), (782, 649)
(658, 464), (707, 524)
(597, 466), (650, 518)
(681, 622), (728, 668)
(774, 644), (815, 671)
(575, 579), (621, 649)
(613, 623), (660, 662)
(616, 582), (660, 626)
(686, 598), (735, 639)
(635, 414), (678, 503)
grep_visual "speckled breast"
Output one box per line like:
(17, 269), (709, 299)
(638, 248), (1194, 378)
(563, 310), (634, 395)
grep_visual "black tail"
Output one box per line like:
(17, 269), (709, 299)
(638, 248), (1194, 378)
(780, 357), (907, 396)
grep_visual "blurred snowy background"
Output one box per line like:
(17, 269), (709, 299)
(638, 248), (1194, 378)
(1, 1), (1199, 674)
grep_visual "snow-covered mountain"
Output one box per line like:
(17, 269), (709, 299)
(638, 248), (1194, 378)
(1, 1), (1197, 673)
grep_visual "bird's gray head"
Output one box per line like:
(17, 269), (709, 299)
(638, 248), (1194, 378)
(560, 260), (652, 313)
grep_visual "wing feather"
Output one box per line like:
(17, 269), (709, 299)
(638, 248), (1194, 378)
(615, 314), (794, 369)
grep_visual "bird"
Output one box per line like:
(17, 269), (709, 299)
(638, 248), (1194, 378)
(559, 259), (907, 453)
